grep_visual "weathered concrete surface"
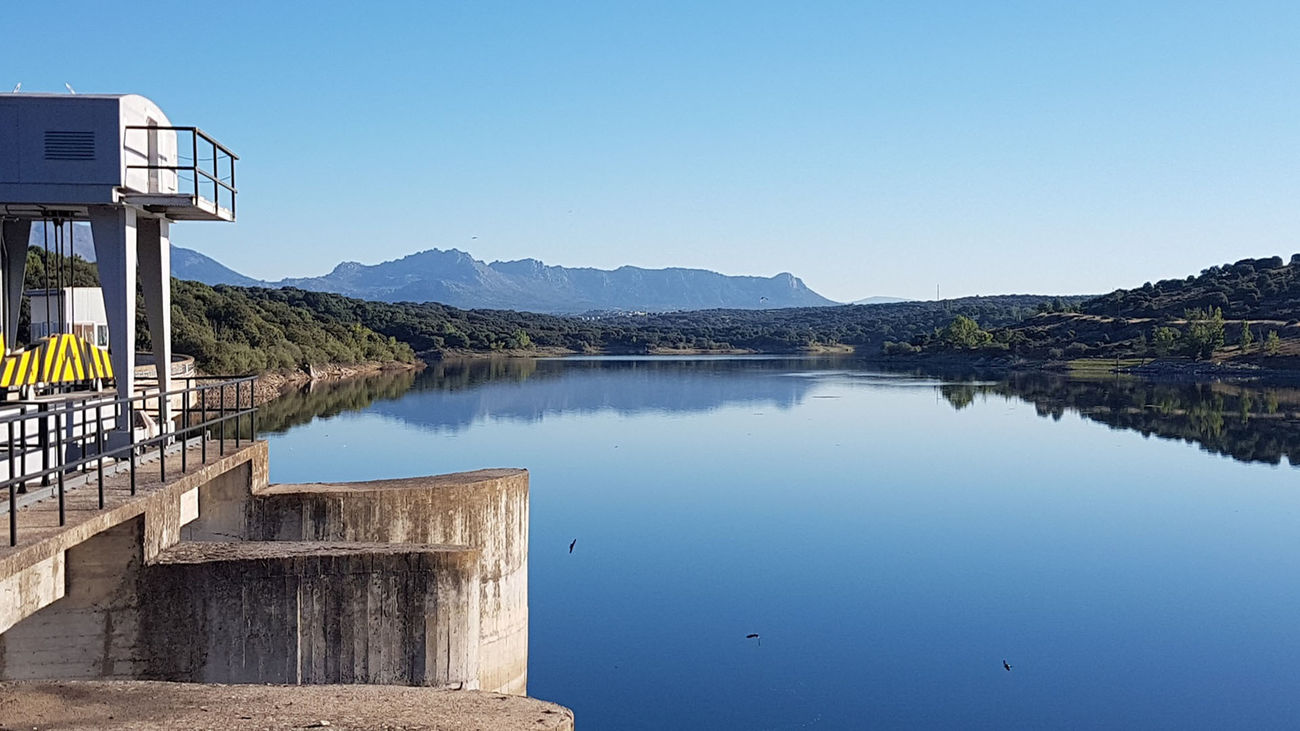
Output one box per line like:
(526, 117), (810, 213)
(0, 551), (63, 635)
(0, 444), (536, 716)
(143, 541), (481, 688)
(0, 517), (144, 680)
(0, 680), (574, 730)
(250, 470), (529, 695)
(0, 442), (265, 677)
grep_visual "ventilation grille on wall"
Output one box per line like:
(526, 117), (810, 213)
(44, 131), (95, 161)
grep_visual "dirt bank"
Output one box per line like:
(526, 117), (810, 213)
(202, 361), (424, 408)
(425, 344), (858, 359)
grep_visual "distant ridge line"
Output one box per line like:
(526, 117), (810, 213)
(170, 246), (842, 314)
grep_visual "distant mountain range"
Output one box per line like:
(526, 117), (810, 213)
(852, 296), (910, 305)
(36, 224), (851, 313)
(170, 246), (262, 287)
(169, 246), (841, 314)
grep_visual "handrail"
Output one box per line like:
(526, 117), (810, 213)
(121, 125), (237, 218)
(124, 165), (237, 195)
(124, 125), (239, 160)
(1, 375), (259, 547)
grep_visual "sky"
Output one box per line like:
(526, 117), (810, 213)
(4, 1), (1300, 303)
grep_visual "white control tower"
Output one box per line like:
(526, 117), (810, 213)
(0, 92), (237, 403)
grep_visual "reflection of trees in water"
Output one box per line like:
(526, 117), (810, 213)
(256, 370), (419, 434)
(940, 384), (977, 410)
(259, 355), (837, 435)
(936, 371), (1300, 467)
(258, 360), (552, 433)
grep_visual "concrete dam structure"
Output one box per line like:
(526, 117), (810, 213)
(0, 440), (531, 697)
(0, 90), (564, 727)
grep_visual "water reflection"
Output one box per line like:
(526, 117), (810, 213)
(266, 358), (1300, 468)
(256, 368), (419, 434)
(932, 372), (1300, 467)
(262, 356), (825, 434)
(262, 356), (1300, 729)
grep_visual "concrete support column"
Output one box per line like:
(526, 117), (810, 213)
(89, 206), (137, 401)
(0, 219), (31, 352)
(138, 217), (171, 422)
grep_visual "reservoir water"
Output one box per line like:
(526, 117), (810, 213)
(262, 356), (1300, 729)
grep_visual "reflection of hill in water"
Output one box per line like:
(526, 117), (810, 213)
(261, 357), (822, 434)
(938, 373), (1300, 467)
(260, 358), (1300, 468)
(256, 369), (420, 434)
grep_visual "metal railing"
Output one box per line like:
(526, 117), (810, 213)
(1, 375), (257, 547)
(123, 125), (238, 217)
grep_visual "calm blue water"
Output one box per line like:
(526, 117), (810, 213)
(263, 357), (1300, 729)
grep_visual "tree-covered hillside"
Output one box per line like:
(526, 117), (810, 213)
(21, 247), (416, 374)
(889, 254), (1300, 364)
(169, 282), (417, 373)
(17, 245), (1083, 373)
(1083, 255), (1300, 320)
(313, 293), (1065, 355)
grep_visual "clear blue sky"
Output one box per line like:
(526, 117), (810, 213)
(5, 1), (1300, 302)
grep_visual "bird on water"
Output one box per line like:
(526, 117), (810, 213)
(569, 539), (577, 553)
(1003, 660), (1012, 671)
(746, 633), (761, 647)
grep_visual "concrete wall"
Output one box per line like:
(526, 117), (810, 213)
(247, 469), (529, 695)
(142, 542), (481, 688)
(0, 518), (140, 679)
(0, 446), (266, 681)
(0, 444), (531, 698)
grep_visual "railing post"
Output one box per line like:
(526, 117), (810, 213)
(129, 432), (137, 496)
(95, 401), (104, 509)
(200, 385), (208, 464)
(8, 420), (15, 547)
(181, 385), (189, 473)
(159, 405), (167, 483)
(54, 407), (64, 526)
(219, 383), (226, 456)
(235, 380), (242, 448)
(17, 414), (26, 495)
(212, 139), (219, 203)
(39, 404), (50, 488)
(192, 132), (198, 199)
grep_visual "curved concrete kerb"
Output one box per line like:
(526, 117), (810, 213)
(144, 541), (481, 688)
(249, 469), (530, 695)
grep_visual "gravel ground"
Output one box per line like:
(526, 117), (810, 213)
(0, 681), (574, 731)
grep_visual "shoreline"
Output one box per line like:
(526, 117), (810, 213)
(860, 351), (1300, 383)
(425, 343), (857, 360)
(246, 360), (424, 405)
(250, 348), (1300, 405)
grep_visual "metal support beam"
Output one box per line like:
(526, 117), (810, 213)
(88, 206), (137, 403)
(138, 217), (172, 426)
(0, 219), (31, 352)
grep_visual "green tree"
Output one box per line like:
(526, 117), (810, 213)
(1266, 330), (1281, 356)
(1183, 307), (1225, 359)
(1240, 321), (1254, 353)
(939, 315), (993, 349)
(1152, 326), (1180, 357)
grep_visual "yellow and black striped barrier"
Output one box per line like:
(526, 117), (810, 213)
(0, 333), (114, 388)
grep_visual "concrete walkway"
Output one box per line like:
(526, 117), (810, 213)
(0, 439), (248, 560)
